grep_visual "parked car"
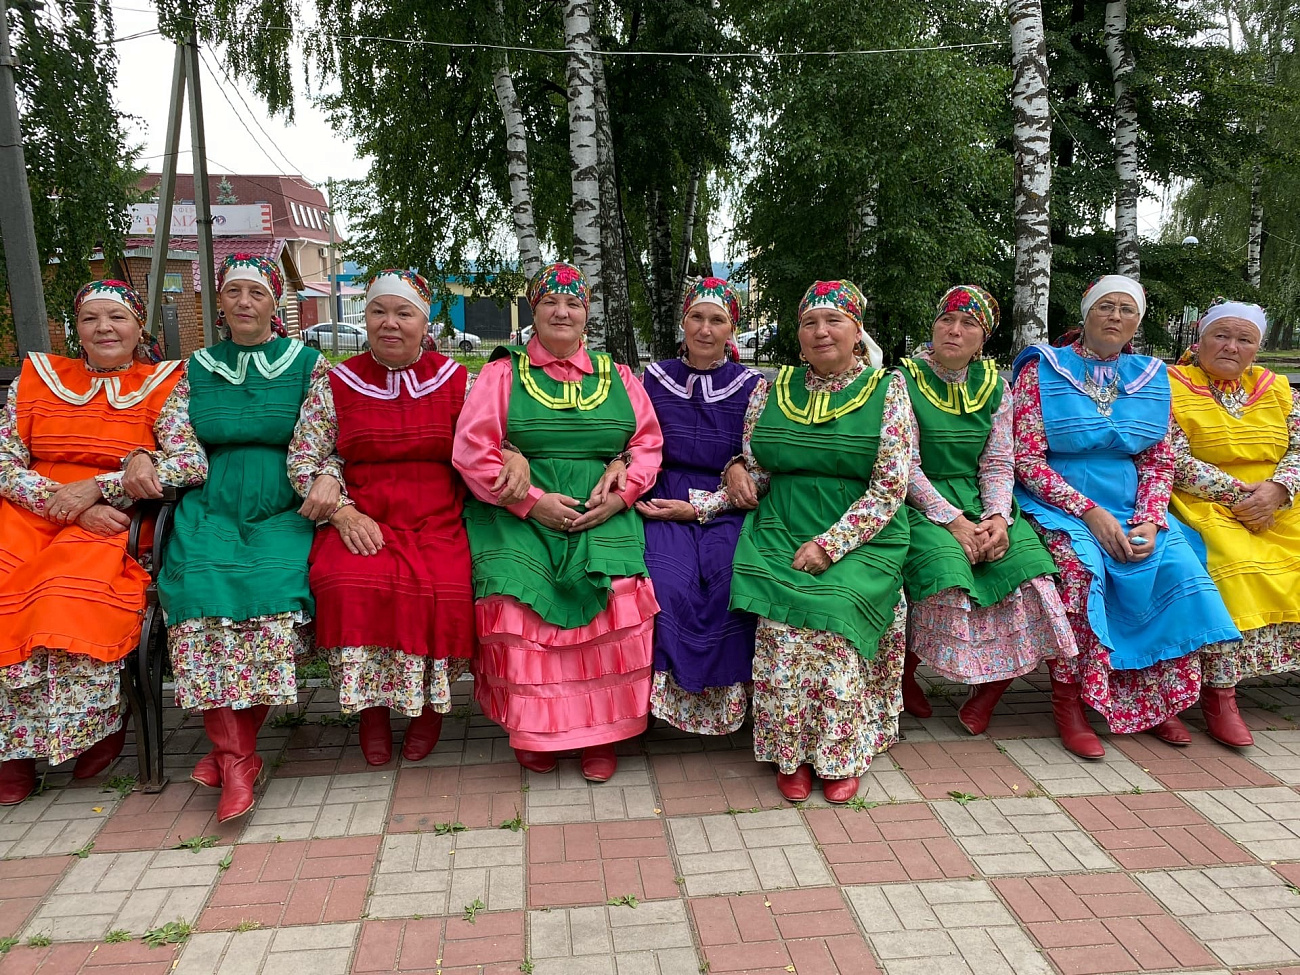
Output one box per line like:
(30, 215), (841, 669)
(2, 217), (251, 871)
(430, 325), (483, 353)
(301, 322), (368, 353)
(736, 325), (775, 349)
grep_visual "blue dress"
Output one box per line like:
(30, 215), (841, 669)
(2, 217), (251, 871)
(641, 359), (760, 732)
(1012, 344), (1238, 677)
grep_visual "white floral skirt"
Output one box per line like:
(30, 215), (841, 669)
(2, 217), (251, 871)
(327, 646), (469, 716)
(169, 611), (312, 712)
(752, 598), (906, 779)
(1201, 623), (1300, 688)
(0, 649), (124, 765)
(650, 671), (748, 735)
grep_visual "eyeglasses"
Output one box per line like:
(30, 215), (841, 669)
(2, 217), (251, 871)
(1093, 301), (1140, 319)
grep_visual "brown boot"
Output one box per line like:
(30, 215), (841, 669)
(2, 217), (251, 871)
(1200, 686), (1253, 747)
(902, 651), (932, 718)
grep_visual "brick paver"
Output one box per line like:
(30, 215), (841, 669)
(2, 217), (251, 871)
(526, 820), (680, 907)
(198, 836), (378, 930)
(368, 827), (524, 918)
(0, 786), (119, 858)
(387, 762), (523, 832)
(844, 878), (1053, 974)
(891, 739), (1037, 799)
(804, 802), (975, 884)
(932, 796), (1117, 876)
(668, 809), (832, 895)
(0, 856), (67, 938)
(240, 771), (394, 842)
(352, 913), (526, 975)
(523, 754), (657, 824)
(1137, 865), (1300, 968)
(995, 873), (1217, 973)
(0, 940), (179, 973)
(690, 888), (881, 973)
(1000, 737), (1164, 796)
(93, 782), (241, 852)
(1058, 792), (1253, 870)
(527, 900), (696, 975)
(1111, 732), (1281, 791)
(175, 921), (359, 974)
(1180, 787), (1300, 861)
(1245, 730), (1300, 785)
(21, 846), (229, 941)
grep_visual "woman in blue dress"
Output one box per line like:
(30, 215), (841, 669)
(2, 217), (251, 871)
(636, 278), (762, 734)
(1011, 275), (1238, 759)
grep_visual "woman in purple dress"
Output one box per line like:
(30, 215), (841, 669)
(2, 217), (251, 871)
(636, 278), (764, 734)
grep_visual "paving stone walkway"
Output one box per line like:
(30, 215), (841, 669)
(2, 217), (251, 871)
(7, 670), (1300, 974)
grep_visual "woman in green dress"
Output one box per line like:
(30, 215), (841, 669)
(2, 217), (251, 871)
(896, 286), (1075, 735)
(711, 280), (911, 804)
(154, 254), (330, 824)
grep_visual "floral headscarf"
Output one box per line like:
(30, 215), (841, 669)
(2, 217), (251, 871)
(526, 261), (589, 312)
(217, 253), (287, 338)
(797, 279), (883, 368)
(366, 268), (435, 351)
(682, 277), (741, 329)
(73, 279), (163, 364)
(935, 285), (999, 339)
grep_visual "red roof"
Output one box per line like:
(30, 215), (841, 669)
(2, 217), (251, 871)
(124, 236), (295, 293)
(138, 174), (332, 245)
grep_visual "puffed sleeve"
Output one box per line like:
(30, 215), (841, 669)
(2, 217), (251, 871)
(1012, 358), (1098, 518)
(612, 363), (663, 507)
(812, 371), (912, 562)
(452, 356), (540, 518)
(0, 375), (58, 515)
(690, 375), (771, 523)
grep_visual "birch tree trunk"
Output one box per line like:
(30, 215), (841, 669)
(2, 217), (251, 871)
(592, 45), (637, 365)
(564, 0), (603, 338)
(1010, 0), (1053, 348)
(650, 189), (678, 360)
(491, 1), (542, 279)
(677, 171), (700, 302)
(1248, 52), (1277, 290)
(1105, 0), (1141, 278)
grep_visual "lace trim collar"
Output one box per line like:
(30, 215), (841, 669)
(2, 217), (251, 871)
(645, 361), (757, 402)
(193, 340), (305, 384)
(332, 356), (463, 400)
(29, 353), (182, 409)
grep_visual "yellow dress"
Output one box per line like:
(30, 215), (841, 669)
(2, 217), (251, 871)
(1169, 364), (1300, 685)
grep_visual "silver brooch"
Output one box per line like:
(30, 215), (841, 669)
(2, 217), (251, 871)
(1084, 370), (1121, 417)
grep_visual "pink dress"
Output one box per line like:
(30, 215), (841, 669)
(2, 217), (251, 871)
(452, 339), (664, 750)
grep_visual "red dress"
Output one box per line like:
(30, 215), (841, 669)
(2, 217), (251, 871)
(308, 351), (475, 661)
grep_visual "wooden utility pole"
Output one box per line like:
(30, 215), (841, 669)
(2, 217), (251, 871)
(0, 0), (50, 355)
(145, 31), (218, 348)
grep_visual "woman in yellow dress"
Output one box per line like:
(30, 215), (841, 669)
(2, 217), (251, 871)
(1169, 299), (1300, 747)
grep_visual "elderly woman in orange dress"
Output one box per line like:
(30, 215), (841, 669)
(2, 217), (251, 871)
(0, 281), (205, 802)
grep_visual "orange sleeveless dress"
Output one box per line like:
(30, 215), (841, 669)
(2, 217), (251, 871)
(0, 353), (183, 667)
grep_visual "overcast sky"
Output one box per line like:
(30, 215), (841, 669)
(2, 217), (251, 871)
(109, 2), (1166, 263)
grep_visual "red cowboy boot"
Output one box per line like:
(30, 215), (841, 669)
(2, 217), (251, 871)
(0, 759), (36, 805)
(401, 706), (444, 761)
(775, 764), (812, 801)
(1149, 714), (1192, 746)
(1051, 679), (1105, 759)
(514, 748), (557, 773)
(1200, 685), (1253, 747)
(902, 651), (932, 718)
(821, 776), (860, 804)
(195, 704), (268, 788)
(72, 722), (128, 779)
(958, 679), (1014, 736)
(208, 707), (266, 824)
(358, 707), (393, 766)
(581, 743), (618, 782)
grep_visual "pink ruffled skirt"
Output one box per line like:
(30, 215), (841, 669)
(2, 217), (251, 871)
(473, 577), (658, 750)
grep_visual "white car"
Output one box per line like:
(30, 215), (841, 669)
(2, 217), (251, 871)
(431, 326), (483, 353)
(301, 322), (368, 353)
(736, 326), (774, 349)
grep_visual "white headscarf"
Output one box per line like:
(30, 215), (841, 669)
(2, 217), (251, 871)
(1199, 300), (1266, 339)
(366, 271), (431, 319)
(1081, 274), (1146, 324)
(859, 328), (884, 369)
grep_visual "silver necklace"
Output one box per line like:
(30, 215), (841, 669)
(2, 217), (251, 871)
(1210, 383), (1248, 419)
(1083, 368), (1121, 416)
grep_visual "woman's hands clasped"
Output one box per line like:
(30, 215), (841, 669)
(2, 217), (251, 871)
(1082, 506), (1156, 563)
(329, 504), (385, 556)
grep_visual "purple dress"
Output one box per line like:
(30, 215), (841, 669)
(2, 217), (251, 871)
(642, 359), (760, 730)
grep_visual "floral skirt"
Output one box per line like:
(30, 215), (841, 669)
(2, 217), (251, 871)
(752, 598), (905, 779)
(650, 671), (748, 736)
(1202, 623), (1300, 688)
(170, 611), (312, 712)
(327, 646), (469, 717)
(1041, 531), (1201, 734)
(909, 576), (1076, 683)
(0, 649), (124, 765)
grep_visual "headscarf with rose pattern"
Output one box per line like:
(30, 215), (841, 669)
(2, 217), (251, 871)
(526, 261), (590, 312)
(934, 285), (999, 339)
